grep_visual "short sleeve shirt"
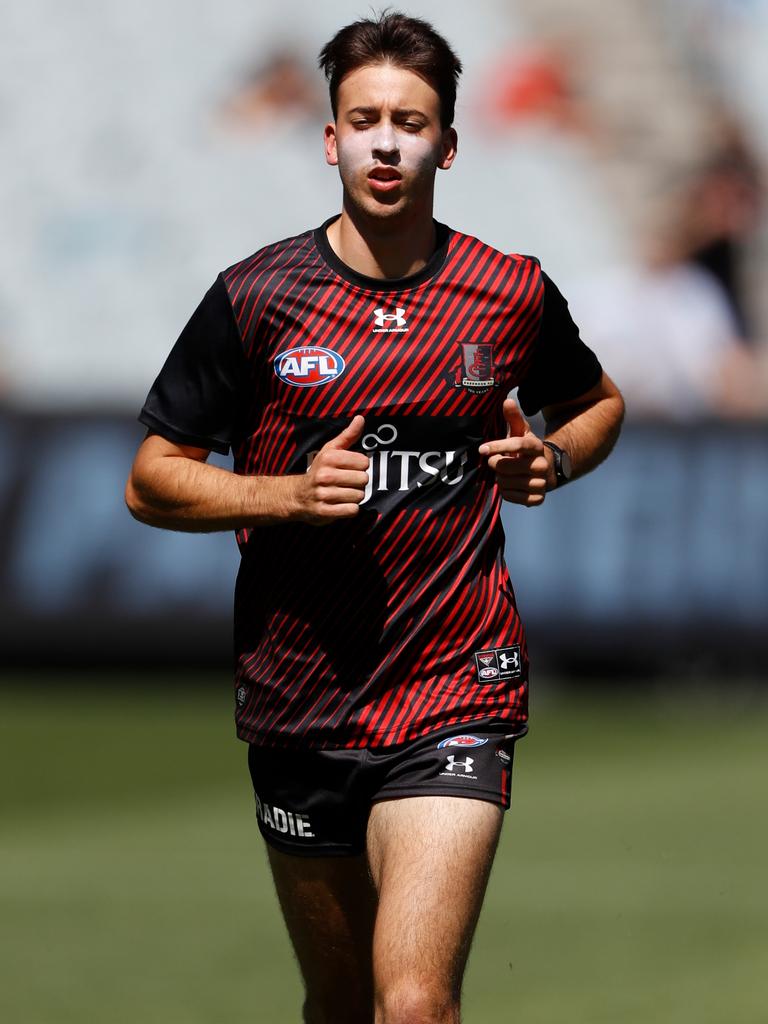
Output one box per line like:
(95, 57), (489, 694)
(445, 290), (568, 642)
(140, 218), (601, 748)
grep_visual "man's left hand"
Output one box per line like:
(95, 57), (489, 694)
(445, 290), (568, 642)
(479, 398), (551, 507)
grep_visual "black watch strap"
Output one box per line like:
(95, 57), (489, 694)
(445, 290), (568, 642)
(543, 440), (572, 488)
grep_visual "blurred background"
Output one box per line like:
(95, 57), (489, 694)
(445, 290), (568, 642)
(2, 1), (766, 1022)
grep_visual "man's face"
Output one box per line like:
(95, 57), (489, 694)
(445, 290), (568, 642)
(324, 62), (457, 224)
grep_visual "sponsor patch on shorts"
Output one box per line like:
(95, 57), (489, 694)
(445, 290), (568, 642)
(473, 645), (522, 682)
(436, 735), (489, 749)
(439, 753), (478, 779)
(255, 793), (315, 838)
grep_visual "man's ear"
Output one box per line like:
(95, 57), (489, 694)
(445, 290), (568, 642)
(438, 127), (458, 171)
(324, 122), (339, 166)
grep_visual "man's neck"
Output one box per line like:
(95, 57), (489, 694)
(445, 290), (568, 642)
(325, 203), (437, 280)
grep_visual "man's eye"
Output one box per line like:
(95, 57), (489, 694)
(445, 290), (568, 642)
(403, 122), (424, 131)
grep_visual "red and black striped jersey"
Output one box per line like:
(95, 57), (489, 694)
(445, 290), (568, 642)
(140, 217), (601, 748)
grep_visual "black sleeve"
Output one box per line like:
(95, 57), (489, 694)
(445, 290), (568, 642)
(139, 274), (249, 454)
(516, 271), (602, 417)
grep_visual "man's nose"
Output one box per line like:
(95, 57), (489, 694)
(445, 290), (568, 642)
(371, 122), (399, 159)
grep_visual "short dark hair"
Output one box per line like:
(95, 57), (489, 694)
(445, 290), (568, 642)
(318, 10), (463, 129)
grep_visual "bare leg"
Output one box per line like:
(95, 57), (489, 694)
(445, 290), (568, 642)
(367, 796), (504, 1024)
(266, 846), (379, 1024)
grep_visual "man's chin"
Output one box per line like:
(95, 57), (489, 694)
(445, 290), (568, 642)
(364, 192), (406, 213)
(349, 192), (411, 223)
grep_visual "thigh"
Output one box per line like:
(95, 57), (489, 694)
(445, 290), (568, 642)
(366, 796), (504, 998)
(267, 845), (378, 1019)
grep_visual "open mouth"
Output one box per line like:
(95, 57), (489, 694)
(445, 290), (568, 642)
(368, 168), (403, 192)
(369, 167), (402, 181)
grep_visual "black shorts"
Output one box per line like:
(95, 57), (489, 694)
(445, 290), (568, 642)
(246, 719), (527, 857)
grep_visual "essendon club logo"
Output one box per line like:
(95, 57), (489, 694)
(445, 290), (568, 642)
(454, 343), (496, 394)
(274, 346), (345, 388)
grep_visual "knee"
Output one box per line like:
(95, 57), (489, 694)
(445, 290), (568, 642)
(303, 993), (374, 1024)
(375, 979), (459, 1024)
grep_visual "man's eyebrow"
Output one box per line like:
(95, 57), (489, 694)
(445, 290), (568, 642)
(346, 106), (428, 118)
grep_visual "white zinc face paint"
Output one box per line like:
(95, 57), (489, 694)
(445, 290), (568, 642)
(324, 63), (456, 224)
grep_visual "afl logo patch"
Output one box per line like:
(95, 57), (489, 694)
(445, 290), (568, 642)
(437, 735), (489, 749)
(274, 347), (345, 388)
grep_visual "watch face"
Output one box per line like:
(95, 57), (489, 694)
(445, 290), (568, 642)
(545, 441), (572, 484)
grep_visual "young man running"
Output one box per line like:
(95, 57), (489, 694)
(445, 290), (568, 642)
(127, 12), (624, 1024)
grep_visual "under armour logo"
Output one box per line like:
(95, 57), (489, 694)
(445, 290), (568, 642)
(500, 651), (519, 671)
(373, 307), (407, 329)
(445, 755), (474, 773)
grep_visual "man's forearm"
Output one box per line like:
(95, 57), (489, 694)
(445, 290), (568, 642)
(126, 454), (302, 532)
(543, 384), (625, 487)
(126, 416), (370, 532)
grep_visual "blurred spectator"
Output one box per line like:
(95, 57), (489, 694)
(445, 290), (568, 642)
(218, 48), (325, 131)
(676, 113), (763, 341)
(474, 42), (594, 138)
(569, 187), (765, 421)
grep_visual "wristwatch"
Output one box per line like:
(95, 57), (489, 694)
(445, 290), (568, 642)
(543, 441), (572, 488)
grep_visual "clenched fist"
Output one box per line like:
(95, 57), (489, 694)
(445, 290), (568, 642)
(295, 415), (370, 524)
(479, 399), (551, 507)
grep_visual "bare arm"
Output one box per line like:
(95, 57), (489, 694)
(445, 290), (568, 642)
(540, 371), (625, 486)
(479, 372), (625, 505)
(125, 416), (370, 531)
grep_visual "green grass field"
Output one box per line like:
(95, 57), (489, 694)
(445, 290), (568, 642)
(1, 677), (766, 1023)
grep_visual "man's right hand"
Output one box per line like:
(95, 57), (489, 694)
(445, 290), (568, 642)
(295, 415), (370, 524)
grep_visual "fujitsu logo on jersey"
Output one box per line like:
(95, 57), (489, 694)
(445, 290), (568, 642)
(294, 414), (483, 514)
(274, 346), (345, 387)
(307, 421), (468, 507)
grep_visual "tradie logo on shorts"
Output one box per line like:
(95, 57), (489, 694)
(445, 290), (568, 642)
(373, 307), (408, 333)
(255, 794), (315, 838)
